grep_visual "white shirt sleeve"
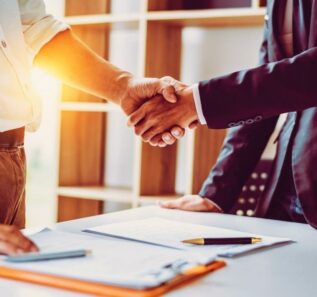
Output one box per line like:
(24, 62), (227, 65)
(18, 0), (70, 61)
(192, 83), (207, 125)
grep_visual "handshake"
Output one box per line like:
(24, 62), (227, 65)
(119, 76), (200, 147)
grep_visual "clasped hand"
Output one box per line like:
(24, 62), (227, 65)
(121, 76), (199, 147)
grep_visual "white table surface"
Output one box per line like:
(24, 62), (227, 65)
(1, 206), (316, 297)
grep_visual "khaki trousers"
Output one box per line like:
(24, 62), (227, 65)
(0, 147), (26, 228)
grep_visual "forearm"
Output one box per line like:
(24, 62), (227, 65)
(34, 29), (131, 104)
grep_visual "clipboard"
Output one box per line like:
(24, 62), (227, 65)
(0, 260), (225, 297)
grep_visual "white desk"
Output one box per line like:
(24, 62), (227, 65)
(0, 206), (316, 297)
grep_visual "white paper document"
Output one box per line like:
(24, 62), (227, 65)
(84, 217), (292, 257)
(0, 228), (216, 289)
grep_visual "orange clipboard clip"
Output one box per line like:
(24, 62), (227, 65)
(0, 260), (226, 297)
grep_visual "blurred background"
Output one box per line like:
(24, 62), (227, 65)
(26, 0), (277, 228)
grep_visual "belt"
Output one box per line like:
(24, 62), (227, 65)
(0, 127), (25, 148)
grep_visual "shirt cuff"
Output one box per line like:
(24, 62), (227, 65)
(23, 15), (70, 62)
(192, 84), (207, 125)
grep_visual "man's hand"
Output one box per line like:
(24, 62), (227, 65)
(120, 76), (188, 147)
(127, 85), (199, 143)
(146, 76), (199, 148)
(159, 195), (223, 212)
(120, 77), (177, 115)
(149, 120), (199, 148)
(0, 225), (39, 255)
(124, 76), (198, 148)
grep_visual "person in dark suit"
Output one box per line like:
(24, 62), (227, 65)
(128, 0), (317, 229)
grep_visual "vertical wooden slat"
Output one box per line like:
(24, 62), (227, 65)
(259, 0), (267, 7)
(59, 111), (106, 185)
(58, 197), (103, 222)
(147, 0), (183, 11)
(190, 127), (227, 194)
(65, 0), (108, 16)
(57, 0), (110, 222)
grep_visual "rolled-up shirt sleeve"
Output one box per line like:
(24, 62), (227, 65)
(19, 0), (70, 61)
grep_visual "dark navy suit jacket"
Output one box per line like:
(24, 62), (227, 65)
(198, 0), (317, 229)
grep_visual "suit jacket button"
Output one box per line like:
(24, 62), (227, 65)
(255, 115), (263, 122)
(237, 121), (245, 126)
(228, 122), (236, 127)
(246, 119), (254, 124)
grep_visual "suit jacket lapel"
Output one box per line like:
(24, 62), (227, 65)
(308, 0), (317, 47)
(268, 0), (287, 61)
(293, 0), (312, 53)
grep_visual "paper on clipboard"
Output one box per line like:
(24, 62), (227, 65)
(0, 229), (217, 290)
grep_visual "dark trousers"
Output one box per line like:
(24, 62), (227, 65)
(0, 146), (26, 228)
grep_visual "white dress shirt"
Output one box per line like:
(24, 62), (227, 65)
(0, 0), (68, 132)
(193, 1), (293, 125)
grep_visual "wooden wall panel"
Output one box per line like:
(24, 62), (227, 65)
(58, 197), (104, 222)
(259, 0), (267, 7)
(191, 126), (227, 194)
(58, 110), (106, 221)
(147, 0), (184, 11)
(139, 22), (182, 196)
(65, 0), (108, 16)
(59, 111), (106, 186)
(58, 0), (110, 221)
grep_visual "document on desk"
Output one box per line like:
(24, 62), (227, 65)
(0, 228), (216, 289)
(84, 217), (292, 257)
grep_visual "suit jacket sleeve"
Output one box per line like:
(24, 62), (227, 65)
(199, 23), (278, 212)
(199, 33), (317, 129)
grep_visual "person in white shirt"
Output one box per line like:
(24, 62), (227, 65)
(0, 0), (180, 255)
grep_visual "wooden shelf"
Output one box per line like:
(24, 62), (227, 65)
(57, 186), (181, 206)
(64, 13), (140, 26)
(57, 186), (133, 203)
(146, 8), (266, 27)
(59, 102), (119, 112)
(64, 8), (265, 28)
